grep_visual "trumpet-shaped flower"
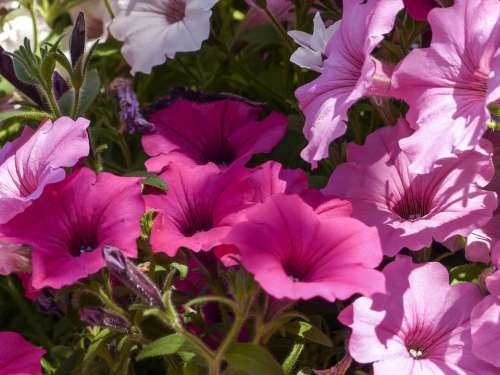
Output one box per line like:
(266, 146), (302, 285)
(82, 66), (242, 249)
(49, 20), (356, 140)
(145, 163), (253, 256)
(0, 332), (45, 374)
(288, 13), (340, 72)
(340, 256), (499, 375)
(0, 117), (90, 224)
(226, 194), (385, 302)
(142, 92), (287, 171)
(295, 0), (402, 166)
(0, 168), (144, 289)
(325, 120), (497, 256)
(109, 0), (219, 74)
(392, 0), (500, 173)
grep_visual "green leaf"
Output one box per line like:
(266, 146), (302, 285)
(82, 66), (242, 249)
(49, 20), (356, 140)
(58, 89), (74, 116)
(12, 55), (38, 84)
(183, 359), (200, 375)
(0, 110), (51, 123)
(78, 69), (100, 115)
(225, 343), (285, 375)
(136, 334), (185, 361)
(284, 321), (333, 347)
(170, 262), (188, 278)
(142, 175), (168, 192)
(450, 263), (486, 284)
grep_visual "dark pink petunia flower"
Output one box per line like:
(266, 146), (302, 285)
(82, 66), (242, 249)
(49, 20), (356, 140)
(295, 0), (402, 167)
(340, 255), (499, 375)
(403, 0), (438, 21)
(392, 0), (500, 173)
(0, 331), (45, 374)
(0, 168), (144, 289)
(226, 194), (385, 302)
(142, 93), (287, 171)
(325, 120), (497, 256)
(145, 163), (254, 257)
(0, 117), (89, 224)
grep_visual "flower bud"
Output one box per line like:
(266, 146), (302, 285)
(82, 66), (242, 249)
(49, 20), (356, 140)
(80, 307), (130, 332)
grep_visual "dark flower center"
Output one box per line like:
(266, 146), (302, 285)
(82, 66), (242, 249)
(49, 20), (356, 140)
(283, 261), (308, 282)
(165, 0), (186, 24)
(68, 235), (98, 257)
(174, 201), (214, 237)
(202, 145), (237, 167)
(391, 186), (433, 221)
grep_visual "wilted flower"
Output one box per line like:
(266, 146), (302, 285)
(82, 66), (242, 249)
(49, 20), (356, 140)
(0, 332), (45, 374)
(0, 117), (90, 224)
(102, 245), (164, 309)
(0, 238), (30, 275)
(288, 13), (339, 72)
(80, 307), (130, 332)
(109, 0), (219, 74)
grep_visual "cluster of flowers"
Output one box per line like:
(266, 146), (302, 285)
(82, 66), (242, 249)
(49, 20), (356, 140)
(0, 0), (499, 374)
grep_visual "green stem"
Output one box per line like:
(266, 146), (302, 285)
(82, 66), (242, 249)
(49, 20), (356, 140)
(28, 4), (39, 53)
(2, 276), (53, 348)
(42, 84), (61, 117)
(103, 0), (115, 18)
(71, 87), (80, 118)
(260, 6), (295, 50)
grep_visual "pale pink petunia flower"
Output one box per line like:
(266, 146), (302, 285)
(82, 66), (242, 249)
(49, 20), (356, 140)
(392, 0), (500, 173)
(0, 117), (89, 224)
(0, 168), (145, 289)
(339, 255), (499, 375)
(0, 331), (45, 374)
(109, 0), (218, 74)
(142, 92), (287, 171)
(225, 194), (385, 302)
(145, 163), (254, 257)
(288, 13), (340, 73)
(325, 120), (497, 256)
(295, 0), (402, 167)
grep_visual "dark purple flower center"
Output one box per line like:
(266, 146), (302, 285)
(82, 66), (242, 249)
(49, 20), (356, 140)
(391, 185), (433, 221)
(68, 235), (98, 257)
(165, 0), (186, 24)
(173, 201), (214, 237)
(202, 145), (237, 167)
(283, 261), (309, 282)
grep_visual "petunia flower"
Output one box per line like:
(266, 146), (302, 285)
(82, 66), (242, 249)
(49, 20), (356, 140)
(402, 0), (439, 21)
(0, 8), (50, 52)
(0, 168), (145, 289)
(0, 237), (31, 275)
(288, 13), (340, 72)
(0, 117), (90, 224)
(340, 255), (499, 375)
(295, 0), (403, 167)
(109, 0), (219, 74)
(142, 91), (287, 171)
(145, 163), (253, 257)
(0, 332), (45, 374)
(392, 0), (500, 173)
(325, 120), (497, 256)
(225, 194), (385, 302)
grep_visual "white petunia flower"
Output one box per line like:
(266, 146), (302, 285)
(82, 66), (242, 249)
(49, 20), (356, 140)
(288, 13), (339, 72)
(109, 0), (218, 75)
(0, 9), (50, 52)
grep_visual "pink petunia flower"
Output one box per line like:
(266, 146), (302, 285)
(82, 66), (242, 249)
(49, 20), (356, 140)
(339, 255), (499, 375)
(0, 117), (89, 224)
(225, 194), (385, 302)
(0, 168), (144, 289)
(295, 0), (402, 167)
(402, 0), (439, 21)
(325, 120), (497, 256)
(392, 0), (500, 173)
(0, 331), (45, 374)
(145, 163), (254, 257)
(142, 93), (287, 171)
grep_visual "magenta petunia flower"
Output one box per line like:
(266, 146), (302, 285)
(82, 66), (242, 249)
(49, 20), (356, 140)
(470, 294), (500, 368)
(295, 0), (402, 166)
(403, 0), (438, 21)
(0, 117), (89, 224)
(145, 163), (254, 257)
(142, 93), (287, 171)
(0, 168), (144, 289)
(392, 0), (500, 173)
(0, 331), (45, 374)
(325, 120), (497, 256)
(226, 194), (385, 302)
(339, 256), (499, 375)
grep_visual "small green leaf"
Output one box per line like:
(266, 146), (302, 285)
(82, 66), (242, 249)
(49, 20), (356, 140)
(12, 56), (38, 84)
(58, 89), (74, 116)
(225, 343), (285, 375)
(170, 262), (188, 278)
(78, 69), (100, 115)
(136, 334), (185, 360)
(284, 321), (333, 347)
(142, 175), (168, 192)
(450, 263), (486, 284)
